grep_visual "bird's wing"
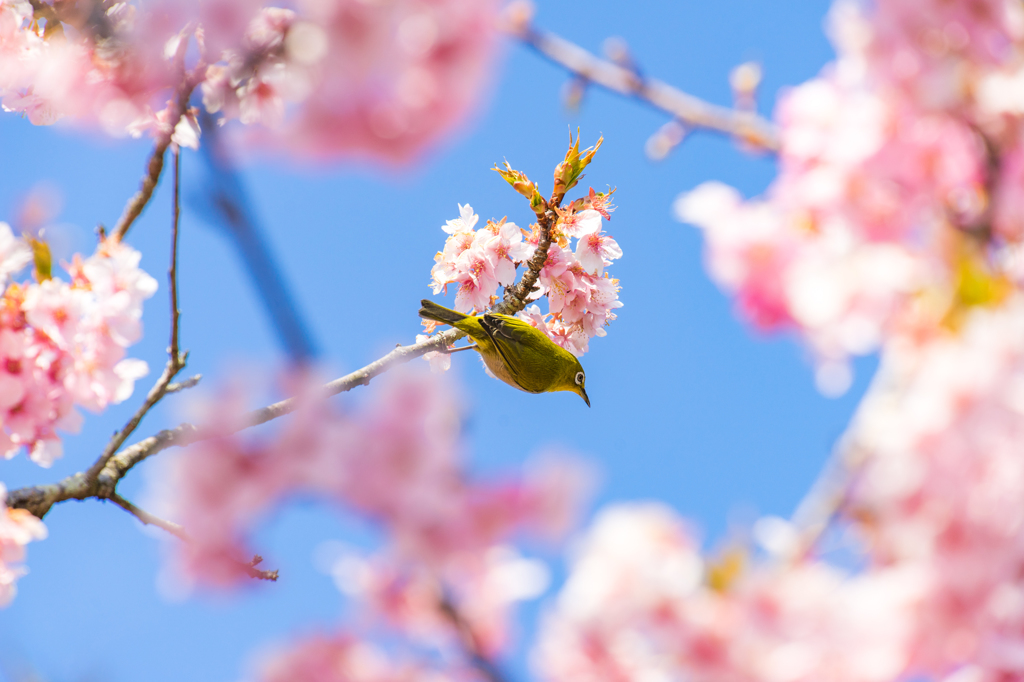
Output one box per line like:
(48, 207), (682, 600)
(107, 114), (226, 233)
(479, 314), (559, 393)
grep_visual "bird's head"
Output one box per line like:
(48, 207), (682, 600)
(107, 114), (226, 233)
(565, 358), (590, 407)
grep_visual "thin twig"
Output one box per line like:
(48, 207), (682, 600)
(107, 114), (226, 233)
(170, 147), (182, 363)
(109, 493), (188, 541)
(439, 594), (508, 682)
(513, 23), (780, 151)
(84, 149), (188, 489)
(112, 76), (197, 241)
(166, 374), (202, 394)
(245, 555), (280, 582)
(109, 494), (279, 581)
(493, 193), (561, 317)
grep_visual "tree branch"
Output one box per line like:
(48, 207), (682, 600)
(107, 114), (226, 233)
(84, 148), (188, 490)
(511, 21), (780, 151)
(439, 594), (509, 682)
(6, 154), (575, 526)
(112, 75), (198, 241)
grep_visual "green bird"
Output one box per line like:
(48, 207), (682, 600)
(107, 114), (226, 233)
(419, 299), (590, 406)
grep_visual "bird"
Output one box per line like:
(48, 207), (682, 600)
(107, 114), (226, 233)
(419, 299), (590, 406)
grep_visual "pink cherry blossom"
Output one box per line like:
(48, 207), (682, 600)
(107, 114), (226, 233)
(843, 296), (1024, 678)
(574, 218), (622, 276)
(0, 482), (46, 607)
(535, 503), (922, 682)
(204, 0), (500, 163)
(0, 222), (30, 285)
(431, 205), (533, 313)
(425, 199), (623, 360)
(0, 235), (156, 465)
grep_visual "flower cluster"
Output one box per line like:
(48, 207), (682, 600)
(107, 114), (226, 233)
(426, 195), (622, 358)
(535, 504), (922, 682)
(0, 0), (186, 135)
(204, 0), (499, 162)
(0, 225), (156, 466)
(0, 0), (498, 162)
(675, 0), (1024, 394)
(0, 482), (46, 607)
(155, 371), (588, 602)
(844, 296), (1024, 679)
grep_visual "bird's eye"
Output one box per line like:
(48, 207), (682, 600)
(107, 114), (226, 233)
(575, 371), (585, 386)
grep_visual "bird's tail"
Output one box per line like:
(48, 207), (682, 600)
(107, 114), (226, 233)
(419, 299), (468, 326)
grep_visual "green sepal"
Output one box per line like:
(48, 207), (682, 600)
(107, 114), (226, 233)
(553, 131), (603, 197)
(493, 161), (544, 207)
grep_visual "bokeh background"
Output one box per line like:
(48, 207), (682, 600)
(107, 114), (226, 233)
(0, 1), (867, 680)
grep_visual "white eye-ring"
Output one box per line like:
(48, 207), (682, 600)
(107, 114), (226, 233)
(575, 371), (585, 386)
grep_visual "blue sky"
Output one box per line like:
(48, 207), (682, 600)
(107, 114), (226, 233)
(0, 2), (869, 680)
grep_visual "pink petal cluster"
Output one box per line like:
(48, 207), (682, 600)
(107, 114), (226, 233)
(0, 0), (188, 135)
(522, 208), (623, 356)
(251, 630), (455, 682)
(429, 204), (532, 313)
(157, 371), (588, 589)
(212, 0), (500, 162)
(843, 296), (1024, 679)
(674, 0), (1024, 393)
(535, 503), (922, 682)
(426, 201), (623, 359)
(0, 227), (156, 466)
(0, 0), (497, 161)
(0, 482), (46, 608)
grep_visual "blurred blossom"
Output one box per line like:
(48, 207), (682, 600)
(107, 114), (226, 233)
(154, 370), (590, 594)
(0, 0), (498, 162)
(0, 482), (46, 607)
(673, 0), (1024, 392)
(845, 296), (1024, 678)
(535, 503), (922, 682)
(251, 631), (455, 682)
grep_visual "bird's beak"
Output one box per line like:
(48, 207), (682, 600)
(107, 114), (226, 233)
(580, 387), (590, 407)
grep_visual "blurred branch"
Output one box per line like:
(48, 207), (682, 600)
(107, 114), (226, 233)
(789, 366), (894, 551)
(109, 493), (188, 541)
(194, 109), (320, 363)
(509, 20), (780, 151)
(439, 594), (509, 682)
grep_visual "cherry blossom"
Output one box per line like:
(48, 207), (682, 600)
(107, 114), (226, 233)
(841, 296), (1024, 678)
(0, 0), (498, 161)
(535, 503), (922, 682)
(426, 200), (622, 358)
(0, 232), (156, 465)
(0, 482), (46, 607)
